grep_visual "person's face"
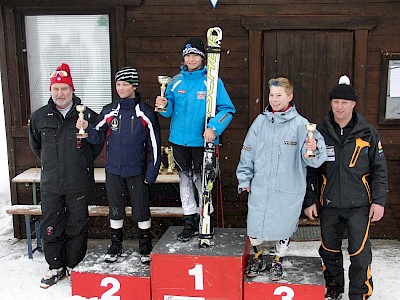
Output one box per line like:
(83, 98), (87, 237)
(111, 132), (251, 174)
(51, 83), (73, 109)
(116, 81), (136, 99)
(268, 85), (293, 111)
(184, 54), (204, 71)
(331, 99), (356, 124)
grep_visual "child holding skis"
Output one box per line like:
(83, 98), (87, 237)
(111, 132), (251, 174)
(155, 37), (236, 243)
(236, 77), (327, 280)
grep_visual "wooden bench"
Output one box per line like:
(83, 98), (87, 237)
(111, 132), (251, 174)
(6, 204), (184, 259)
(12, 167), (180, 205)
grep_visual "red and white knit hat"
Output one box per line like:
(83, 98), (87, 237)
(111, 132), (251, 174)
(49, 63), (75, 91)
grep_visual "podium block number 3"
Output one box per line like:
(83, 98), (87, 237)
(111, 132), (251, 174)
(188, 264), (204, 290)
(274, 286), (295, 300)
(100, 277), (121, 300)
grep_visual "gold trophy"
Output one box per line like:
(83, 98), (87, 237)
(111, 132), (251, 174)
(76, 105), (88, 139)
(159, 146), (165, 174)
(155, 75), (170, 112)
(305, 123), (317, 158)
(165, 146), (175, 174)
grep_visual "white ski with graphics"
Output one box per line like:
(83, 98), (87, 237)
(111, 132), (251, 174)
(198, 27), (222, 248)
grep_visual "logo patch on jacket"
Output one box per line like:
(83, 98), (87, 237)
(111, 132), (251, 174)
(46, 226), (53, 236)
(178, 90), (186, 94)
(110, 118), (119, 131)
(197, 91), (206, 100)
(242, 145), (252, 151)
(326, 145), (335, 161)
(378, 141), (384, 155)
(283, 140), (297, 145)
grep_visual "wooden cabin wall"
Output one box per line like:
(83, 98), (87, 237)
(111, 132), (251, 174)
(1, 0), (399, 239)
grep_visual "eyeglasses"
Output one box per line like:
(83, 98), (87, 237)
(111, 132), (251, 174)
(50, 70), (70, 78)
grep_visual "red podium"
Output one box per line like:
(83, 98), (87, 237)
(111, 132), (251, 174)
(151, 226), (250, 300)
(71, 243), (151, 300)
(244, 255), (325, 299)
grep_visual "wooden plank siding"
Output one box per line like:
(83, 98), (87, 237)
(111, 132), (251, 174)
(1, 0), (400, 239)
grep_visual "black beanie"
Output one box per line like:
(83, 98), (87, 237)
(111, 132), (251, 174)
(115, 66), (139, 87)
(182, 38), (205, 58)
(329, 75), (357, 101)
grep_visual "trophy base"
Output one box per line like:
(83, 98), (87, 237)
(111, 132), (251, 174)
(155, 107), (167, 113)
(76, 132), (88, 139)
(306, 151), (316, 158)
(166, 168), (174, 174)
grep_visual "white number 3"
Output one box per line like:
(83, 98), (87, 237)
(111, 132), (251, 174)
(273, 286), (295, 300)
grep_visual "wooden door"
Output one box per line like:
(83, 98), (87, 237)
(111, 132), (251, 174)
(263, 30), (354, 124)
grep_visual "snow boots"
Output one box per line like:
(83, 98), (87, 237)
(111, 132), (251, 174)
(104, 227), (123, 263)
(139, 228), (152, 264)
(325, 281), (344, 300)
(177, 214), (199, 242)
(40, 267), (66, 289)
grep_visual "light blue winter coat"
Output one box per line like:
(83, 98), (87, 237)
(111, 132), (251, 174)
(236, 105), (327, 241)
(160, 65), (236, 147)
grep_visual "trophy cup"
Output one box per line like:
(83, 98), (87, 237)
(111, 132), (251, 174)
(155, 75), (170, 112)
(159, 146), (165, 174)
(165, 146), (175, 174)
(305, 123), (317, 158)
(76, 105), (88, 148)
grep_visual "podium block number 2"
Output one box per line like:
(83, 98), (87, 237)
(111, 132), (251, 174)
(188, 264), (204, 290)
(274, 286), (295, 300)
(100, 277), (121, 300)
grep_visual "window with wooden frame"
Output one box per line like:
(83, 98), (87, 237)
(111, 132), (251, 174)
(25, 14), (112, 114)
(379, 53), (400, 125)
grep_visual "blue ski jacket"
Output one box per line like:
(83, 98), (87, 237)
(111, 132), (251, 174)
(159, 65), (236, 147)
(85, 95), (161, 183)
(236, 105), (327, 241)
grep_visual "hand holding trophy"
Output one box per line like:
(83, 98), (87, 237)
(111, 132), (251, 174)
(305, 123), (317, 159)
(155, 75), (170, 112)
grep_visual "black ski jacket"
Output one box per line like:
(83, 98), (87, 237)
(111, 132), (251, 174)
(304, 111), (387, 209)
(29, 96), (102, 194)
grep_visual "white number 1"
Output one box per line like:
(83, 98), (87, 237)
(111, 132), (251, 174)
(188, 264), (204, 290)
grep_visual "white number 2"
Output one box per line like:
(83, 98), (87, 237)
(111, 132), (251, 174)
(273, 286), (295, 300)
(100, 277), (121, 300)
(188, 264), (204, 290)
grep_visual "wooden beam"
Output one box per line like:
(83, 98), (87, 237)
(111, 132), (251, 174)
(353, 30), (369, 115)
(242, 15), (379, 31)
(248, 30), (263, 126)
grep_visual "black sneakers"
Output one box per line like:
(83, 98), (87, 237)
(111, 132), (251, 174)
(269, 257), (283, 281)
(40, 267), (66, 289)
(245, 255), (267, 277)
(177, 214), (199, 242)
(325, 281), (344, 300)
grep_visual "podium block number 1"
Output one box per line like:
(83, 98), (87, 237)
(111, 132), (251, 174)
(274, 286), (295, 300)
(188, 264), (204, 290)
(100, 277), (121, 300)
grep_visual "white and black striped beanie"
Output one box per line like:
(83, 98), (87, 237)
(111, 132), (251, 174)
(115, 66), (139, 86)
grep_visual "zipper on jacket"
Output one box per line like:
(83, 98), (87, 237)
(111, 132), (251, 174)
(118, 115), (122, 133)
(131, 115), (134, 134)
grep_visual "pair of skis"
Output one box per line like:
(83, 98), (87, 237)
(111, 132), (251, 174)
(198, 27), (223, 248)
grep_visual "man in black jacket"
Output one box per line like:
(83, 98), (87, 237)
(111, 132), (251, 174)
(303, 75), (388, 300)
(29, 63), (102, 288)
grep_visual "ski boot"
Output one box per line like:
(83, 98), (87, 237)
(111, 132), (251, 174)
(245, 254), (267, 278)
(325, 281), (343, 300)
(40, 267), (66, 289)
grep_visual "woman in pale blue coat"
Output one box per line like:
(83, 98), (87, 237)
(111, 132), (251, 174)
(236, 77), (327, 280)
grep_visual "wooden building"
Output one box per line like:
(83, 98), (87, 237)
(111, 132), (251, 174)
(1, 0), (399, 239)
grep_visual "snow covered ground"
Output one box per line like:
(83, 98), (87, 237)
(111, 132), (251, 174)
(0, 84), (399, 299)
